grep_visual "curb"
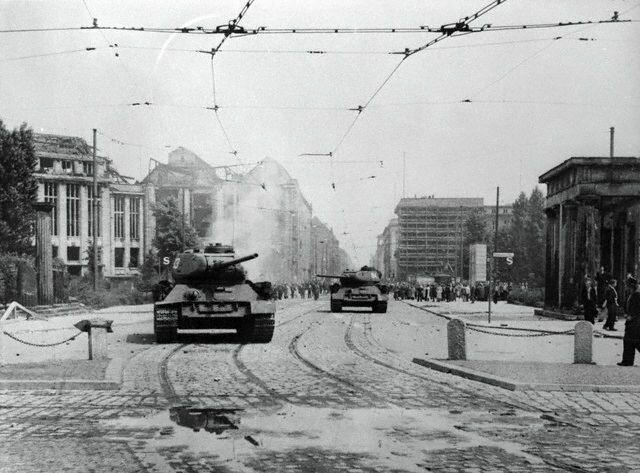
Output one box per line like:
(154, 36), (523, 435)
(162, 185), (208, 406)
(412, 358), (640, 393)
(0, 356), (125, 391)
(0, 378), (119, 390)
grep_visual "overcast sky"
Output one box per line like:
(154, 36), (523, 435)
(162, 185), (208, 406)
(2, 0), (639, 266)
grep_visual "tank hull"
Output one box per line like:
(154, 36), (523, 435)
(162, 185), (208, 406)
(153, 283), (275, 343)
(330, 286), (388, 313)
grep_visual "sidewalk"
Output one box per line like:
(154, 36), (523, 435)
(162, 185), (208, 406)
(408, 300), (640, 392)
(0, 299), (306, 390)
(0, 304), (154, 390)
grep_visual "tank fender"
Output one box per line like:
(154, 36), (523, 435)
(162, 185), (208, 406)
(249, 301), (276, 316)
(161, 284), (190, 303)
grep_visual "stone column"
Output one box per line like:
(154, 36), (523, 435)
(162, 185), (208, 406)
(79, 185), (89, 273)
(34, 202), (54, 305)
(574, 321), (593, 364)
(447, 319), (467, 360)
(123, 196), (131, 268)
(57, 183), (67, 262)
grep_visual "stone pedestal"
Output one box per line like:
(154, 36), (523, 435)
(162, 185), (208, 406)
(447, 319), (467, 360)
(33, 202), (54, 305)
(574, 321), (593, 364)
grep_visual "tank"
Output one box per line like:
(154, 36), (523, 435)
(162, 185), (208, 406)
(153, 243), (275, 343)
(318, 266), (389, 313)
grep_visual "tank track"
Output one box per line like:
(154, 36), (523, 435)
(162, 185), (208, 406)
(240, 317), (275, 343)
(155, 326), (177, 344)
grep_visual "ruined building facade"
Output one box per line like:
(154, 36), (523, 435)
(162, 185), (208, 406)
(539, 156), (640, 309)
(33, 134), (346, 283)
(34, 133), (153, 278)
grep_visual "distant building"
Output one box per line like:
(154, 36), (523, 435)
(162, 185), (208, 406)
(143, 150), (345, 283)
(374, 218), (399, 279)
(34, 133), (152, 278)
(483, 204), (513, 232)
(394, 197), (484, 280)
(539, 156), (640, 309)
(311, 217), (341, 276)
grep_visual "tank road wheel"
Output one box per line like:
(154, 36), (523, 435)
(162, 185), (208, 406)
(373, 302), (387, 314)
(240, 317), (275, 344)
(330, 301), (342, 313)
(155, 326), (177, 344)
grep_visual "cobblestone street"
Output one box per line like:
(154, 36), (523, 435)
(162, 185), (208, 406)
(1, 299), (639, 472)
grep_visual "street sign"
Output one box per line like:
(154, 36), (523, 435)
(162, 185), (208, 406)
(493, 252), (514, 258)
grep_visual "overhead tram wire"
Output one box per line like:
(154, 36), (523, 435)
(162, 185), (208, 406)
(1, 17), (633, 35)
(315, 0), (512, 193)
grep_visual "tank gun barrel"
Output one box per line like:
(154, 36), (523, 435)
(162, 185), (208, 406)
(316, 274), (343, 279)
(211, 253), (258, 270)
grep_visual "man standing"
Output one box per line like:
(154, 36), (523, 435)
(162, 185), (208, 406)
(602, 278), (619, 331)
(618, 275), (640, 366)
(581, 276), (598, 324)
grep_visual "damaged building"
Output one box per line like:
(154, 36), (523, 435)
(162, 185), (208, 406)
(34, 133), (153, 278)
(539, 156), (640, 309)
(143, 150), (341, 283)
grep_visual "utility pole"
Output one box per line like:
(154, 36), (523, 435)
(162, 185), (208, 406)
(610, 126), (615, 158)
(92, 129), (98, 291)
(488, 186), (499, 323)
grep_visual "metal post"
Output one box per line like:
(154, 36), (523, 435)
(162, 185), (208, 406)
(92, 129), (98, 291)
(609, 126), (615, 158)
(488, 186), (499, 323)
(402, 151), (406, 198)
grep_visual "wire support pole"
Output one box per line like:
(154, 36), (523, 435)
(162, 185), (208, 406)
(92, 128), (98, 291)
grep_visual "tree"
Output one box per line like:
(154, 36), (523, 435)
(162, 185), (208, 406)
(152, 196), (198, 262)
(464, 209), (487, 245)
(0, 120), (37, 254)
(523, 187), (546, 286)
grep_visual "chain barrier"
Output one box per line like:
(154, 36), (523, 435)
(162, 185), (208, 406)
(2, 330), (84, 347)
(405, 301), (580, 338)
(466, 325), (575, 338)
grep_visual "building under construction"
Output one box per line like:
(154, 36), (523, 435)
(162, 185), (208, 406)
(394, 197), (484, 280)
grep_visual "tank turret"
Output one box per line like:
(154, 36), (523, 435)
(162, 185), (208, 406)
(171, 244), (258, 285)
(317, 266), (382, 287)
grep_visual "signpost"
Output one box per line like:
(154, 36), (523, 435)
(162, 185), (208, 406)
(488, 251), (514, 323)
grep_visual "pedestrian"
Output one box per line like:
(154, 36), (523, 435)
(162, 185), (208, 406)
(602, 278), (619, 331)
(618, 274), (640, 366)
(581, 276), (598, 324)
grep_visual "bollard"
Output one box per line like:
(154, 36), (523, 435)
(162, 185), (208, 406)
(74, 318), (113, 360)
(574, 321), (594, 364)
(447, 319), (467, 360)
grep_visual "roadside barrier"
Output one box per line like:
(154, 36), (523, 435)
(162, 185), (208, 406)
(405, 301), (616, 339)
(405, 301), (600, 364)
(0, 318), (112, 362)
(2, 330), (84, 347)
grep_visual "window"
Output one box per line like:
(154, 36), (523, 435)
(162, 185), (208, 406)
(88, 186), (101, 237)
(40, 157), (54, 172)
(62, 160), (73, 174)
(44, 182), (58, 235)
(114, 248), (125, 268)
(66, 184), (80, 236)
(52, 246), (58, 258)
(114, 196), (125, 238)
(82, 162), (94, 176)
(67, 246), (80, 261)
(129, 248), (139, 267)
(129, 197), (140, 240)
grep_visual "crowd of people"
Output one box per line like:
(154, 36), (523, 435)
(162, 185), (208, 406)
(271, 280), (331, 301)
(390, 281), (513, 304)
